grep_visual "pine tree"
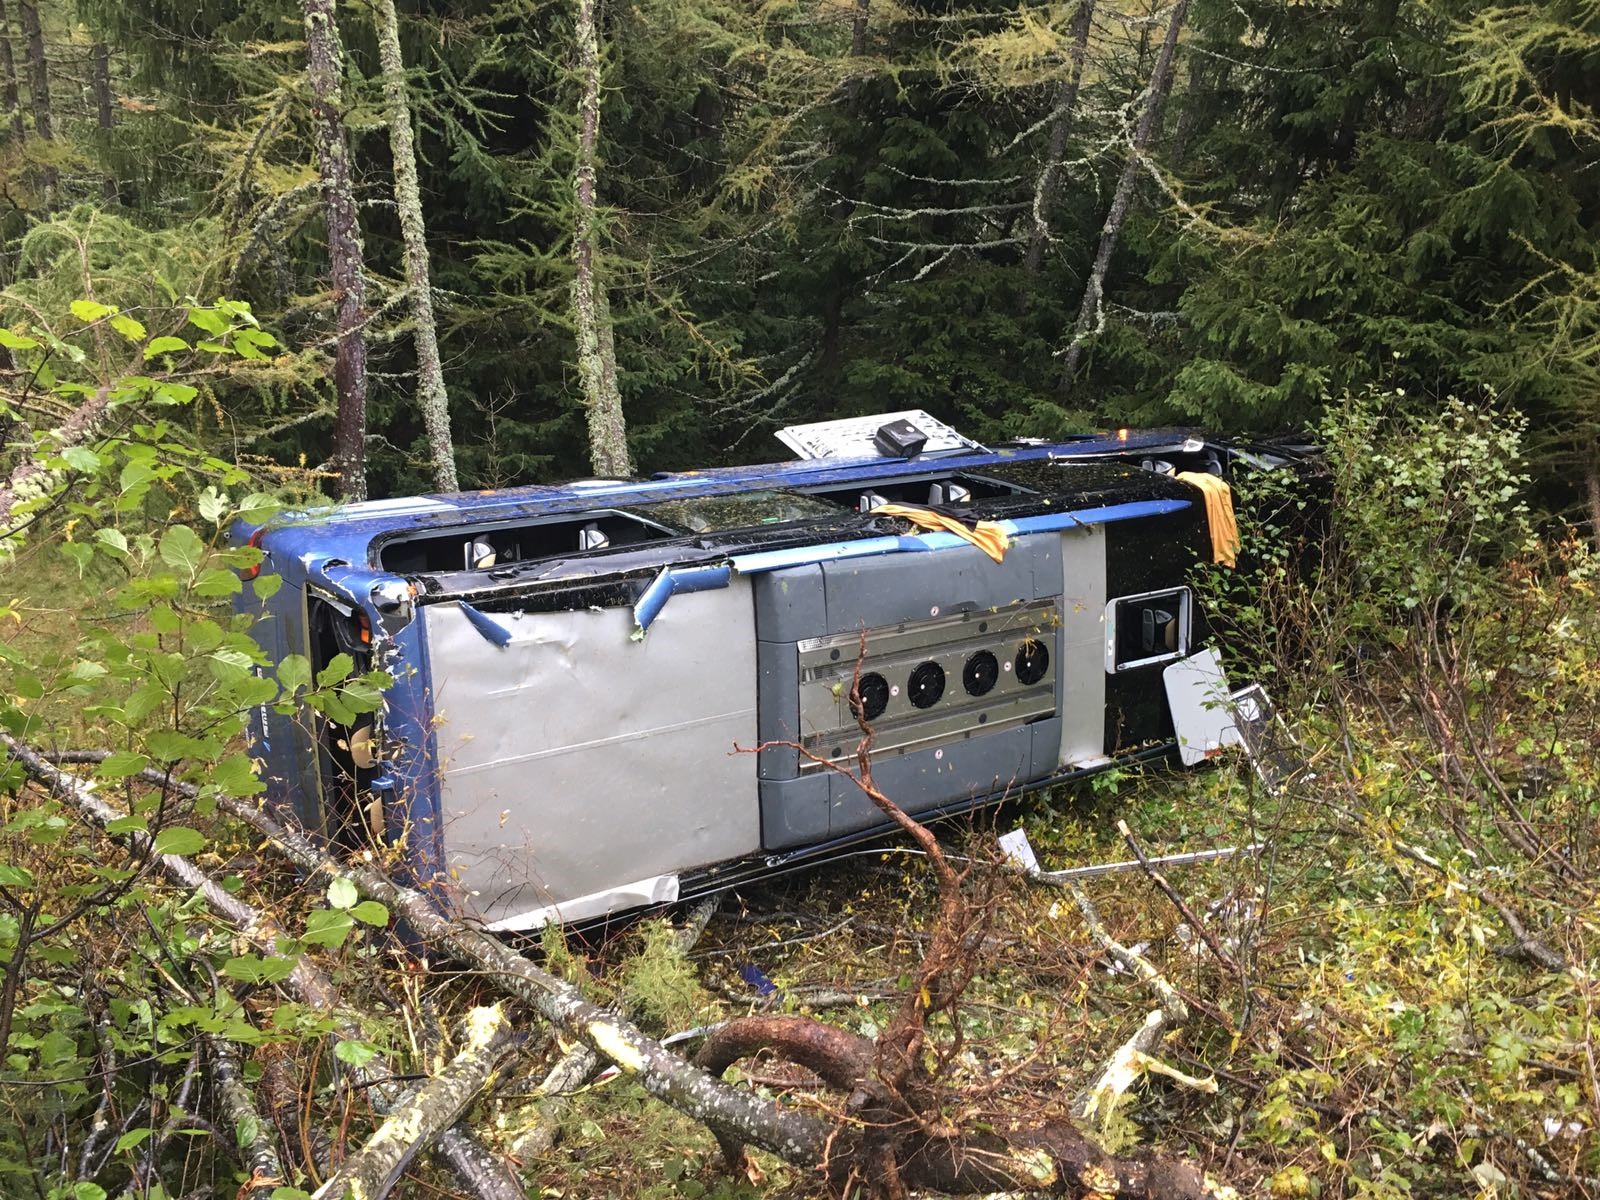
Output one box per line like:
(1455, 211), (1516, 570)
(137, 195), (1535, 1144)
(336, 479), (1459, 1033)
(373, 0), (458, 493)
(570, 0), (630, 477)
(304, 0), (368, 501)
(0, 1), (22, 141)
(1058, 0), (1188, 392)
(1024, 0), (1095, 275)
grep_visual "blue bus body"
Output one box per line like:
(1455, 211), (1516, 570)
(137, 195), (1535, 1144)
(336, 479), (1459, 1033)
(234, 428), (1307, 927)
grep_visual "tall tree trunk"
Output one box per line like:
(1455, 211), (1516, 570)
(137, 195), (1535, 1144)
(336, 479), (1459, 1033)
(1586, 443), (1600, 554)
(16, 1), (52, 202)
(1024, 0), (1096, 275)
(93, 42), (115, 202)
(571, 0), (631, 478)
(305, 0), (369, 502)
(850, 0), (870, 57)
(374, 0), (459, 493)
(16, 1), (43, 137)
(0, 1), (23, 140)
(1058, 0), (1188, 392)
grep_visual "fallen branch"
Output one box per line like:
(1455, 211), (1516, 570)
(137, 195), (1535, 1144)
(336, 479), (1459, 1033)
(513, 897), (719, 1160)
(689, 647), (1228, 1198)
(27, 739), (1228, 1196)
(2, 736), (526, 1200)
(1063, 882), (1213, 1124)
(98, 751), (840, 1169)
(1117, 819), (1245, 983)
(694, 1015), (1219, 1198)
(206, 1024), (285, 1199)
(312, 1006), (519, 1200)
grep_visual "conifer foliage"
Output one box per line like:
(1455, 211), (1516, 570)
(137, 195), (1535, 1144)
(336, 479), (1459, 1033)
(0, 0), (1590, 522)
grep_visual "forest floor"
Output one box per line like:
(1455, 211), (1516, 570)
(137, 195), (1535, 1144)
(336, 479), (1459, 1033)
(440, 734), (1597, 1200)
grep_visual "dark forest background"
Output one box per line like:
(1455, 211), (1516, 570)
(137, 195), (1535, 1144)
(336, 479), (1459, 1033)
(1, 0), (1596, 518)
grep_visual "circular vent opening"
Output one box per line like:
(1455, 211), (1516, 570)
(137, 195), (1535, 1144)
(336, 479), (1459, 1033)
(851, 672), (891, 722)
(1015, 639), (1051, 685)
(963, 650), (999, 696)
(907, 661), (946, 709)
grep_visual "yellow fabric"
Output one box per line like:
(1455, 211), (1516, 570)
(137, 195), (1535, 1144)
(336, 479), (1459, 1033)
(873, 503), (1012, 564)
(1176, 472), (1240, 568)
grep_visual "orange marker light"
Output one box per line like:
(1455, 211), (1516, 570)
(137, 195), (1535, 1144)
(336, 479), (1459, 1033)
(1117, 428), (1129, 442)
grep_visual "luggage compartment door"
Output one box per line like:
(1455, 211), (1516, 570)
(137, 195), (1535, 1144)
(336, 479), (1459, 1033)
(421, 579), (759, 927)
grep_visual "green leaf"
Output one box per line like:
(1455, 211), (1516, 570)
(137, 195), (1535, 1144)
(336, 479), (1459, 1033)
(198, 487), (229, 524)
(144, 335), (190, 358)
(61, 446), (101, 473)
(187, 307), (228, 336)
(333, 1039), (380, 1068)
(276, 654), (311, 694)
(110, 313), (148, 342)
(215, 545), (263, 571)
(60, 542), (94, 576)
(316, 653), (354, 688)
(158, 524), (206, 576)
(350, 900), (389, 926)
(152, 826), (206, 856)
(153, 382), (198, 406)
(209, 753), (264, 797)
(235, 1113), (259, 1150)
(115, 1128), (154, 1154)
(302, 908), (354, 947)
(74, 1183), (107, 1200)
(71, 299), (116, 323)
(97, 751), (149, 779)
(119, 460), (154, 497)
(0, 864), (36, 888)
(0, 328), (39, 350)
(326, 877), (358, 910)
(253, 574), (283, 601)
(146, 729), (217, 762)
(237, 493), (281, 523)
(67, 661), (107, 686)
(94, 527), (128, 557)
(148, 603), (180, 635)
(222, 954), (297, 985)
(193, 568), (242, 599)
(105, 815), (148, 835)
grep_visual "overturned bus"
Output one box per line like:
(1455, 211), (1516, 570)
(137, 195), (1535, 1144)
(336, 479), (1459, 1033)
(234, 413), (1315, 929)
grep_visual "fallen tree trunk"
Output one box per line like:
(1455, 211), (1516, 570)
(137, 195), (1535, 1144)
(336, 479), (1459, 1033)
(215, 796), (836, 1167)
(207, 1023), (286, 1199)
(2, 736), (525, 1200)
(28, 741), (1228, 1196)
(515, 897), (719, 1159)
(312, 1006), (518, 1200)
(24, 742), (834, 1168)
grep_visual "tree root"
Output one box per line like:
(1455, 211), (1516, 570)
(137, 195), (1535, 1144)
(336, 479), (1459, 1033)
(694, 1014), (1223, 1198)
